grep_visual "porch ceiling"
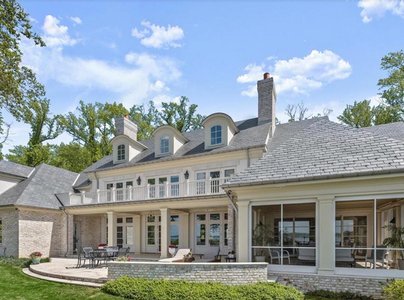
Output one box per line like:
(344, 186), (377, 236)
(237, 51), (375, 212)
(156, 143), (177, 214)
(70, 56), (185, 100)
(64, 195), (228, 215)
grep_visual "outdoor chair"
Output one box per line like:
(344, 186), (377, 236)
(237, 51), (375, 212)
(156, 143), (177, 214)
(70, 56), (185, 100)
(0, 246), (6, 257)
(226, 251), (236, 262)
(365, 246), (390, 269)
(118, 247), (130, 257)
(82, 247), (94, 267)
(105, 246), (119, 261)
(159, 248), (191, 262)
(269, 249), (291, 264)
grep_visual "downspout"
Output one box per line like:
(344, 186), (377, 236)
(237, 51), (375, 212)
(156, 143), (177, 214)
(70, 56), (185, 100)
(225, 190), (238, 216)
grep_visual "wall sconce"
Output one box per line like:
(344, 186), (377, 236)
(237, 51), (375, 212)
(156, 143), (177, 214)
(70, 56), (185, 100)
(184, 170), (189, 180)
(136, 176), (142, 186)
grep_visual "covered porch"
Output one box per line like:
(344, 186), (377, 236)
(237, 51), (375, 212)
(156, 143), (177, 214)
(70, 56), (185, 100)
(67, 195), (235, 260)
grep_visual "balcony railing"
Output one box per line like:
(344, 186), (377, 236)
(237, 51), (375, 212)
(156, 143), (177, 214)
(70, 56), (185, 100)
(69, 178), (229, 205)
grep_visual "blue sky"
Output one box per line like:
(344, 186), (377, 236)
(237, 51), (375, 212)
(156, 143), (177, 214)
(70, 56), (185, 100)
(4, 0), (404, 152)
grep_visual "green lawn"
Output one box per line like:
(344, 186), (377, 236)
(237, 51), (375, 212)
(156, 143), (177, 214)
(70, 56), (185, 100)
(0, 264), (121, 300)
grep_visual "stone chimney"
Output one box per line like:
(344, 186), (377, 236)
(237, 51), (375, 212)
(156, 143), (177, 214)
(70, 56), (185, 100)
(115, 115), (138, 141)
(257, 73), (276, 133)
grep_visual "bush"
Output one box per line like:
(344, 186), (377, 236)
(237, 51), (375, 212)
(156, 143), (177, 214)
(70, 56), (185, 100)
(305, 290), (373, 300)
(101, 277), (304, 300)
(383, 280), (404, 300)
(0, 257), (32, 268)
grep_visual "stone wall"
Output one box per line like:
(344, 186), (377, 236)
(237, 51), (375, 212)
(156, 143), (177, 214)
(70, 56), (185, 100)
(109, 262), (268, 285)
(74, 215), (103, 249)
(18, 208), (67, 258)
(0, 208), (19, 257)
(270, 272), (388, 299)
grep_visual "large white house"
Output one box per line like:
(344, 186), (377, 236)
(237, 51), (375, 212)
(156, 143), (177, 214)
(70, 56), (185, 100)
(0, 73), (403, 287)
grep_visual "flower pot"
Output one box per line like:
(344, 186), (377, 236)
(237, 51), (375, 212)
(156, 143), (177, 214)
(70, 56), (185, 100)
(31, 257), (41, 264)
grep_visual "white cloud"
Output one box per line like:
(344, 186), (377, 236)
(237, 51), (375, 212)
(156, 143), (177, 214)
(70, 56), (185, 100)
(70, 16), (82, 25)
(237, 50), (352, 97)
(131, 20), (184, 49)
(42, 15), (77, 47)
(358, 0), (404, 23)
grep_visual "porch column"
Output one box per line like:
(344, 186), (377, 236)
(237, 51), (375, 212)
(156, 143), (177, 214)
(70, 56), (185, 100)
(180, 213), (189, 248)
(160, 208), (170, 258)
(237, 201), (250, 262)
(107, 211), (116, 246)
(134, 215), (141, 253)
(317, 196), (335, 274)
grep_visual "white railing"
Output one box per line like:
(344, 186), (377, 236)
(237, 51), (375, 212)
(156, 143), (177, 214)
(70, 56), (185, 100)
(69, 178), (227, 205)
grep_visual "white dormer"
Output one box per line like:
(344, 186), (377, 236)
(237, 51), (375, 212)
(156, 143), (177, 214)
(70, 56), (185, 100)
(202, 113), (239, 149)
(153, 125), (188, 157)
(112, 116), (147, 164)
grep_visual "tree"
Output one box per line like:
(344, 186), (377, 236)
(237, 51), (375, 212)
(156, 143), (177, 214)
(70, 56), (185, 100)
(159, 96), (204, 132)
(378, 50), (404, 109)
(6, 144), (54, 166)
(338, 100), (373, 128)
(0, 0), (45, 118)
(128, 101), (160, 140)
(50, 143), (93, 173)
(59, 101), (128, 162)
(285, 103), (309, 122)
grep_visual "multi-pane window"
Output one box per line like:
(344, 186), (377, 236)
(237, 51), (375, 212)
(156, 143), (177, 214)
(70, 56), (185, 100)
(117, 144), (125, 160)
(160, 136), (169, 154)
(210, 125), (222, 145)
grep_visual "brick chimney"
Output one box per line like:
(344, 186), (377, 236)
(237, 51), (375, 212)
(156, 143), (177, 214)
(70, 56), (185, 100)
(257, 73), (276, 133)
(115, 115), (138, 141)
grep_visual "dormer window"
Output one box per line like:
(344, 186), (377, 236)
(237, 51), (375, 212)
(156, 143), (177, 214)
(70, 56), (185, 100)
(211, 125), (222, 145)
(117, 144), (126, 160)
(160, 136), (169, 154)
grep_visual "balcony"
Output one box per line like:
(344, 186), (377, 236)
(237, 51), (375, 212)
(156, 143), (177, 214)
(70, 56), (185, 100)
(69, 178), (229, 205)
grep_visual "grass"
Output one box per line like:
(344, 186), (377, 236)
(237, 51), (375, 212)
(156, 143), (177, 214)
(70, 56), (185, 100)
(0, 264), (121, 300)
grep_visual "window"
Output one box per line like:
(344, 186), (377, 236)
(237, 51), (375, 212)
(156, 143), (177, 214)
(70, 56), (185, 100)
(117, 144), (125, 160)
(210, 125), (222, 145)
(170, 176), (180, 197)
(0, 219), (2, 244)
(224, 169), (235, 182)
(160, 136), (169, 154)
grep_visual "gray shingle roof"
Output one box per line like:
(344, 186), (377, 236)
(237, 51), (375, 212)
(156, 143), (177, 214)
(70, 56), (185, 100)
(224, 118), (404, 187)
(81, 117), (271, 174)
(0, 163), (78, 209)
(362, 122), (404, 141)
(0, 160), (34, 178)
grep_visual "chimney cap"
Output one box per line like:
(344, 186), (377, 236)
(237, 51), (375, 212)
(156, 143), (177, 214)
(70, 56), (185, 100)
(263, 72), (271, 79)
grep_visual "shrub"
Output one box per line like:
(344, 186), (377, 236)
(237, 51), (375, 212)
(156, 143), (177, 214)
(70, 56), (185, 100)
(0, 257), (32, 268)
(101, 277), (304, 300)
(383, 280), (404, 300)
(305, 290), (373, 300)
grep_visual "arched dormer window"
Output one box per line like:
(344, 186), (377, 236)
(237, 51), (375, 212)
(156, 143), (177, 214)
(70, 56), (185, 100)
(211, 125), (222, 145)
(160, 136), (170, 154)
(117, 144), (126, 160)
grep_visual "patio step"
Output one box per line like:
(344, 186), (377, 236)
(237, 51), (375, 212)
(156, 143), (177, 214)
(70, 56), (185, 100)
(23, 268), (103, 288)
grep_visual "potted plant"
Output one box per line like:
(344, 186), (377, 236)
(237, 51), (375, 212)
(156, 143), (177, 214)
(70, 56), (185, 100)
(383, 224), (404, 270)
(252, 222), (273, 262)
(30, 251), (43, 264)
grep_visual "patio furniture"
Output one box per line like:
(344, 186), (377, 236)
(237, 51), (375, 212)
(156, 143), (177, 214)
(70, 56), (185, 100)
(0, 246), (6, 257)
(365, 246), (390, 269)
(225, 251), (236, 262)
(105, 246), (119, 261)
(159, 248), (191, 262)
(269, 249), (290, 264)
(118, 247), (130, 257)
(82, 247), (94, 267)
(336, 248), (355, 266)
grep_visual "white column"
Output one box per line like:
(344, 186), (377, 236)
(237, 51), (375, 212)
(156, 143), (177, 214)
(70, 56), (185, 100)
(107, 212), (116, 246)
(180, 213), (189, 248)
(160, 208), (170, 258)
(237, 201), (250, 262)
(134, 215), (141, 253)
(317, 196), (335, 274)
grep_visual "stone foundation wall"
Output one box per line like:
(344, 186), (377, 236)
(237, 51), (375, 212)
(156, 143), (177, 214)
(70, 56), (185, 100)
(270, 272), (388, 299)
(109, 262), (268, 285)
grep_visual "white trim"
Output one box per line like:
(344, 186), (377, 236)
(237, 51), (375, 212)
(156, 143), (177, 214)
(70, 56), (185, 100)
(335, 193), (404, 201)
(250, 198), (317, 206)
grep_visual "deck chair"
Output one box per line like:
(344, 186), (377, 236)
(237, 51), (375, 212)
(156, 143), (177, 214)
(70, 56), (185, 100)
(269, 249), (291, 264)
(82, 247), (94, 267)
(159, 248), (191, 262)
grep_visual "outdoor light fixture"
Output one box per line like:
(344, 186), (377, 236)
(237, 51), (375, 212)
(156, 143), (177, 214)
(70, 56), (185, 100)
(184, 170), (189, 180)
(136, 176), (141, 186)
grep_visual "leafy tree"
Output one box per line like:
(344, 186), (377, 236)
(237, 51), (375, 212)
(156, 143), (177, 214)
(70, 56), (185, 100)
(6, 144), (54, 166)
(378, 50), (404, 109)
(128, 101), (160, 140)
(50, 143), (93, 173)
(159, 96), (204, 132)
(0, 0), (45, 119)
(338, 100), (373, 128)
(59, 101), (128, 162)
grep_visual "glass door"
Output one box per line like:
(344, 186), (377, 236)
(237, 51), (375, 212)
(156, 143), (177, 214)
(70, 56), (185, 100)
(145, 215), (161, 253)
(194, 212), (228, 256)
